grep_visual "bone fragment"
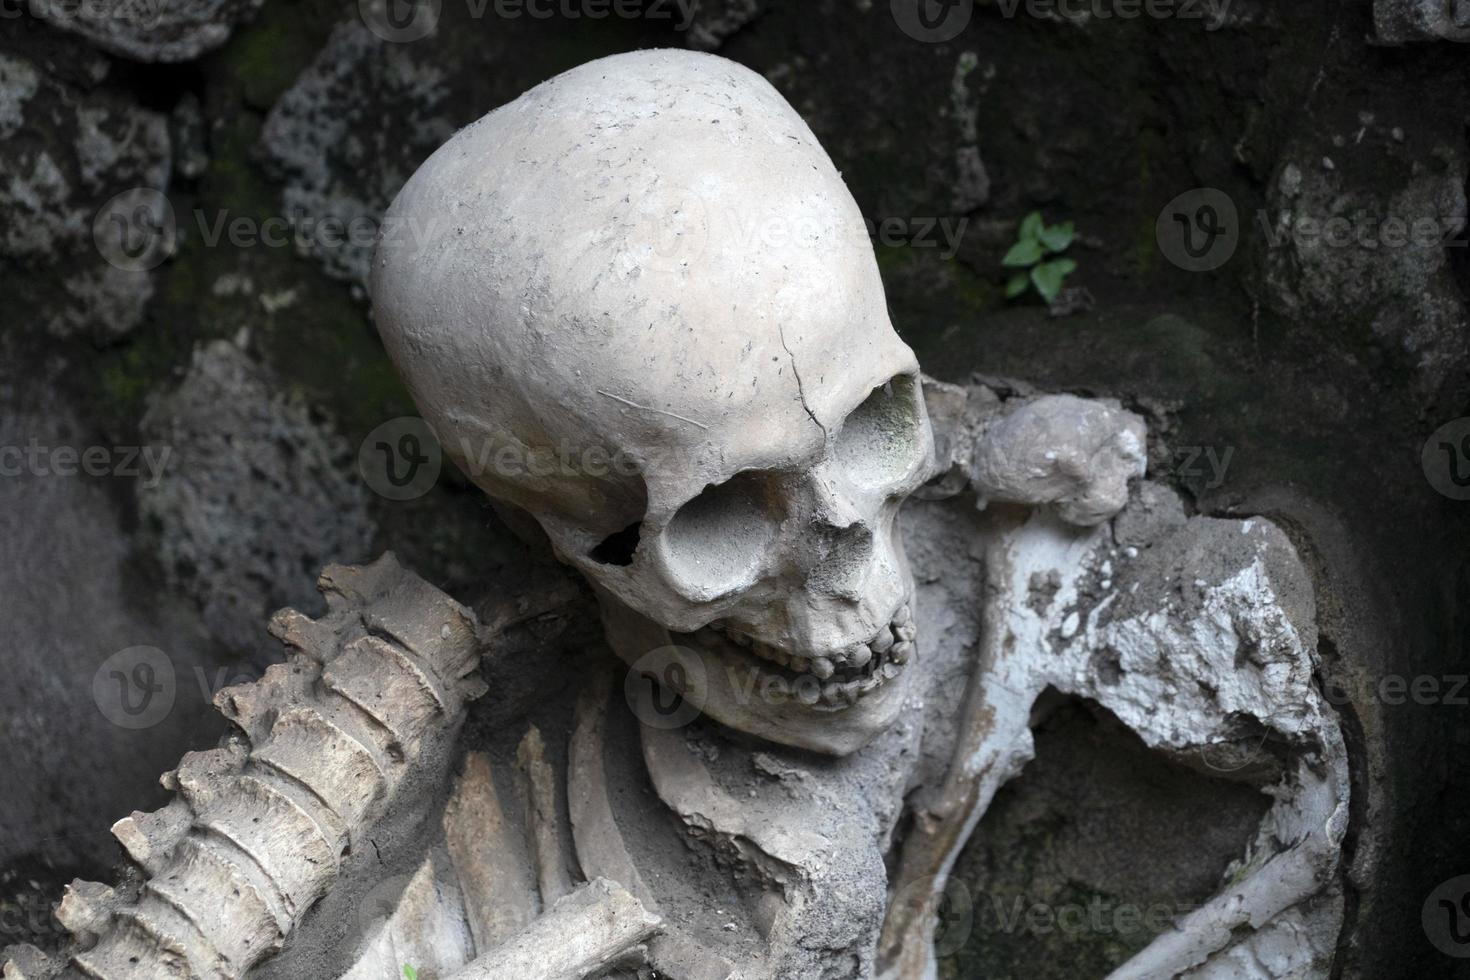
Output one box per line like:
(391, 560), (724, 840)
(444, 751), (540, 951)
(877, 513), (1039, 978)
(1108, 798), (1348, 979)
(638, 689), (829, 886)
(567, 668), (656, 908)
(445, 878), (660, 980)
(517, 725), (576, 904)
(971, 394), (1146, 526)
(881, 491), (1350, 979)
(0, 945), (56, 980)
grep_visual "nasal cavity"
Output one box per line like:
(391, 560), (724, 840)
(590, 522), (642, 567)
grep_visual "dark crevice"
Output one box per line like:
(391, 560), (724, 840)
(1317, 634), (1369, 980)
(1446, 124), (1470, 308)
(590, 522), (642, 567)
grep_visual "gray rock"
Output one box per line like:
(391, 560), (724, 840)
(1260, 148), (1469, 403)
(1374, 0), (1470, 42)
(684, 0), (766, 51)
(0, 393), (223, 875)
(950, 51), (990, 212)
(169, 92), (209, 179)
(138, 340), (377, 662)
(0, 50), (170, 338)
(28, 0), (265, 62)
(260, 21), (454, 286)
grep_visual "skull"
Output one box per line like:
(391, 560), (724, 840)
(372, 50), (935, 755)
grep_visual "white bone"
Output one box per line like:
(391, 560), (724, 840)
(516, 726), (576, 904)
(444, 878), (660, 980)
(372, 49), (936, 755)
(442, 751), (540, 952)
(882, 491), (1348, 979)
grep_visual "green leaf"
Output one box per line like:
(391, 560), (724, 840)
(1038, 221), (1074, 253)
(403, 967), (418, 980)
(1019, 211), (1044, 243)
(1005, 272), (1030, 298)
(1030, 258), (1077, 303)
(1002, 237), (1044, 267)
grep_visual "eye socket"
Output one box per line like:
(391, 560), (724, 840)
(661, 471), (780, 600)
(831, 374), (921, 490)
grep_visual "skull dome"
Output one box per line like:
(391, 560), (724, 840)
(372, 49), (935, 755)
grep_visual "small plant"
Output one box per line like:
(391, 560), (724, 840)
(402, 966), (418, 980)
(1003, 211), (1077, 304)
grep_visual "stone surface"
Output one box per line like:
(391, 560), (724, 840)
(1261, 148), (1469, 404)
(1374, 0), (1470, 42)
(0, 391), (223, 881)
(261, 21), (453, 286)
(684, 0), (767, 50)
(28, 0), (265, 62)
(0, 49), (170, 339)
(137, 340), (375, 662)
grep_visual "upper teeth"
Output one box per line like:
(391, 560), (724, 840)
(699, 602), (916, 703)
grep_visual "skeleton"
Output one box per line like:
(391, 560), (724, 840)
(3, 50), (1349, 980)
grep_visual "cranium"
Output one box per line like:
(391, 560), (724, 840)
(373, 49), (935, 755)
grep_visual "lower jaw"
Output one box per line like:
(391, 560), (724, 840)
(669, 638), (914, 755)
(594, 591), (915, 756)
